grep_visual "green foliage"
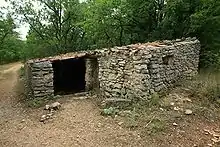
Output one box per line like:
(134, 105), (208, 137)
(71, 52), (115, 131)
(27, 98), (45, 108)
(190, 0), (220, 69)
(146, 118), (166, 135)
(0, 0), (219, 69)
(101, 107), (119, 116)
(8, 0), (87, 60)
(123, 108), (139, 128)
(82, 0), (220, 68)
(0, 15), (24, 64)
(149, 93), (161, 107)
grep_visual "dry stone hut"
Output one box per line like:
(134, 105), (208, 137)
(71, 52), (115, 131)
(24, 37), (200, 100)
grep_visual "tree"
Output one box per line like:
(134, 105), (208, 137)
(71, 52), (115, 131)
(152, 0), (201, 40)
(0, 15), (24, 64)
(6, 0), (220, 69)
(0, 15), (15, 46)
(83, 0), (167, 49)
(10, 0), (86, 56)
(82, 0), (128, 49)
(125, 0), (166, 42)
(190, 0), (220, 68)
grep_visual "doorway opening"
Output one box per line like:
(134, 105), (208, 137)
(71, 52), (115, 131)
(52, 57), (86, 95)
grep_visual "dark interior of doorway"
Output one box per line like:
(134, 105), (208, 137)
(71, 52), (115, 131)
(52, 57), (86, 95)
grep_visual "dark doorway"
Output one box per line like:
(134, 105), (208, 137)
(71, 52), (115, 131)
(52, 57), (86, 95)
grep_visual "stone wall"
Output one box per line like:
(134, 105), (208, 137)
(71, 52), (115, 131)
(97, 38), (200, 100)
(85, 58), (99, 91)
(25, 37), (200, 100)
(25, 61), (54, 98)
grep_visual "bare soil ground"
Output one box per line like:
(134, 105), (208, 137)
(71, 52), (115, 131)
(0, 62), (147, 147)
(0, 62), (220, 147)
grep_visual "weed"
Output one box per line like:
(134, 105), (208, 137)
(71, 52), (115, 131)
(27, 98), (45, 108)
(194, 105), (219, 121)
(124, 108), (139, 128)
(181, 71), (220, 107)
(148, 92), (161, 107)
(145, 118), (166, 135)
(19, 66), (25, 78)
(101, 107), (119, 116)
(26, 95), (59, 108)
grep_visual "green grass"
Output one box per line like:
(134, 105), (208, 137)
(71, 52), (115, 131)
(181, 70), (220, 107)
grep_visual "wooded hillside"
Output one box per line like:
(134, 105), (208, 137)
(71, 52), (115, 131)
(0, 0), (219, 69)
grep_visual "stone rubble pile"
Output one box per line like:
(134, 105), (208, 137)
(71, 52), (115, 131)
(40, 102), (61, 123)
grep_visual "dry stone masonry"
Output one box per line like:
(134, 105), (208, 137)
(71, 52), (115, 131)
(25, 37), (200, 100)
(25, 61), (54, 98)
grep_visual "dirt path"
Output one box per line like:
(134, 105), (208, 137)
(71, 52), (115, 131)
(0, 62), (23, 121)
(0, 63), (148, 147)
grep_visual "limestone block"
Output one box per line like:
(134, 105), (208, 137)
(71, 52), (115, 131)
(32, 61), (52, 68)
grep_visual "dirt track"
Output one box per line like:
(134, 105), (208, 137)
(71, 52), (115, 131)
(0, 63), (148, 147)
(0, 62), (23, 123)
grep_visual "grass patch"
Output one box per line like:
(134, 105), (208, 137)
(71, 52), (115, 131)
(27, 98), (46, 108)
(101, 106), (120, 116)
(26, 95), (61, 108)
(181, 71), (220, 107)
(101, 71), (220, 138)
(123, 108), (139, 128)
(145, 118), (166, 135)
(114, 94), (168, 134)
(114, 71), (220, 136)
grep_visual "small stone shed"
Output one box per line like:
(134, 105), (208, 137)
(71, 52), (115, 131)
(25, 37), (200, 100)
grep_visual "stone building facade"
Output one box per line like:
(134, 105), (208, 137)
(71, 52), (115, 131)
(25, 37), (200, 100)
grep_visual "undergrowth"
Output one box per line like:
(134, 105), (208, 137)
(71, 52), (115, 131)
(101, 92), (167, 134)
(180, 71), (220, 107)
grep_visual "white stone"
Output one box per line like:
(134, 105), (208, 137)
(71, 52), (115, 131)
(170, 102), (175, 106)
(185, 109), (193, 115)
(50, 102), (61, 110)
(173, 123), (178, 126)
(45, 105), (50, 110)
(118, 122), (124, 126)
